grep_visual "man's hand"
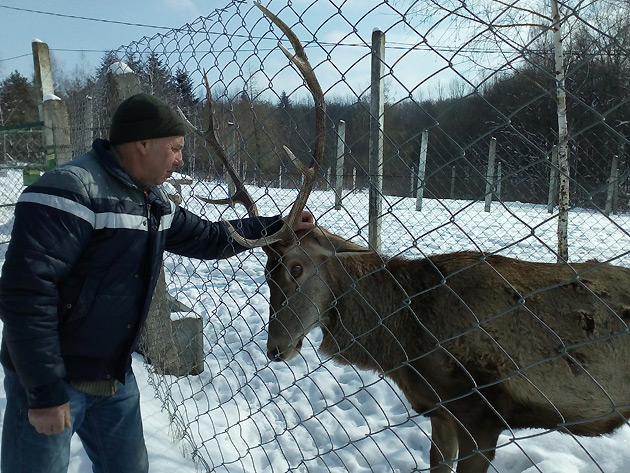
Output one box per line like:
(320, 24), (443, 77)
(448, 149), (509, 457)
(28, 402), (71, 435)
(291, 211), (315, 232)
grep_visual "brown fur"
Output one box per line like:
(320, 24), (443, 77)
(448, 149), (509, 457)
(264, 227), (630, 473)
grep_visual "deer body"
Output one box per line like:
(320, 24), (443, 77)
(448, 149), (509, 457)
(190, 7), (630, 470)
(265, 227), (630, 473)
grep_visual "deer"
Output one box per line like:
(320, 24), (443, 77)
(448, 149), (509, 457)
(180, 4), (630, 473)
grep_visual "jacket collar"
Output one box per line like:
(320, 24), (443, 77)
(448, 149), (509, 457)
(92, 138), (138, 189)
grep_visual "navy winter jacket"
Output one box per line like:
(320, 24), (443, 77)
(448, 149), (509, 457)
(0, 139), (282, 408)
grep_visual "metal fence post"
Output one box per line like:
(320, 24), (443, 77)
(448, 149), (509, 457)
(496, 161), (502, 201)
(369, 28), (385, 253)
(227, 121), (237, 207)
(335, 120), (346, 210)
(484, 137), (497, 212)
(605, 154), (619, 216)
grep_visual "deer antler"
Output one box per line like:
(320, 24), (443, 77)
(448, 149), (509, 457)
(230, 3), (326, 246)
(177, 73), (258, 216)
(178, 5), (326, 248)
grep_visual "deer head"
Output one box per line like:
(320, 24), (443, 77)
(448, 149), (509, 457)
(264, 227), (374, 361)
(179, 5), (361, 362)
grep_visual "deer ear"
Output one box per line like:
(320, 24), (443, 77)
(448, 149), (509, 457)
(314, 228), (373, 255)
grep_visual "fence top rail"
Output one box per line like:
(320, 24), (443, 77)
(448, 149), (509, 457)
(0, 121), (45, 134)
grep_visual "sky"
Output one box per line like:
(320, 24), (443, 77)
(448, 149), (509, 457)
(0, 0), (475, 102)
(0, 0), (216, 81)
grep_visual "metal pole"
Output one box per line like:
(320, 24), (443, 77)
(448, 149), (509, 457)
(605, 154), (619, 216)
(484, 137), (497, 212)
(335, 120), (346, 210)
(227, 122), (236, 207)
(368, 28), (385, 253)
(496, 161), (502, 201)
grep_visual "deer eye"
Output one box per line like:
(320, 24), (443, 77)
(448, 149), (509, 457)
(290, 264), (303, 279)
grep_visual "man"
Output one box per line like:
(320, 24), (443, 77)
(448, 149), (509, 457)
(0, 93), (314, 472)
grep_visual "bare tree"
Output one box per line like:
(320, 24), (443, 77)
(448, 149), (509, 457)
(395, 0), (630, 260)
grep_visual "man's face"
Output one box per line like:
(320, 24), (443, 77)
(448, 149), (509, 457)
(135, 136), (185, 187)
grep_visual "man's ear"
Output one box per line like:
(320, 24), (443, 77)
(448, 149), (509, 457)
(135, 140), (150, 155)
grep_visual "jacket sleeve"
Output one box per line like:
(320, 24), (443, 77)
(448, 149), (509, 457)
(164, 205), (284, 259)
(0, 169), (94, 408)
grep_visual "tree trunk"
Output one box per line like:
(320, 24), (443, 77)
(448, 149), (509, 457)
(552, 0), (570, 262)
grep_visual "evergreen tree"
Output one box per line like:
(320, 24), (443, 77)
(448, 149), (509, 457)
(0, 71), (38, 125)
(143, 52), (174, 100)
(174, 67), (198, 107)
(96, 51), (122, 80)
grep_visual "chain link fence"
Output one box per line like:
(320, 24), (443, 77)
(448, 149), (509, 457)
(3, 0), (630, 471)
(0, 121), (47, 254)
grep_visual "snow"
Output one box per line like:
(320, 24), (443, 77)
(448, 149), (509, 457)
(1, 170), (629, 472)
(43, 93), (62, 102)
(108, 61), (135, 75)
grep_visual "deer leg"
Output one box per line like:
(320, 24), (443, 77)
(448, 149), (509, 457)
(454, 424), (501, 473)
(429, 415), (459, 473)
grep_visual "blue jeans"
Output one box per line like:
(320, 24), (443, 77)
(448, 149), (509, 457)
(1, 367), (149, 473)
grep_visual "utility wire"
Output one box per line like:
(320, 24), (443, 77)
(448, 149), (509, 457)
(0, 4), (174, 30)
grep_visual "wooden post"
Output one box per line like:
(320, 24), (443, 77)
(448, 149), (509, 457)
(335, 120), (346, 210)
(450, 165), (456, 199)
(353, 167), (357, 192)
(484, 137), (497, 212)
(368, 28), (385, 253)
(416, 129), (428, 211)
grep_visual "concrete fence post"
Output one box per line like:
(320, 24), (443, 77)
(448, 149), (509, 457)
(32, 40), (72, 167)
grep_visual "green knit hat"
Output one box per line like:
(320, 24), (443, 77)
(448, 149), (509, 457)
(109, 93), (187, 145)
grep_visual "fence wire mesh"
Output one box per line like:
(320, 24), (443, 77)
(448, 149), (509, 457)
(3, 0), (630, 472)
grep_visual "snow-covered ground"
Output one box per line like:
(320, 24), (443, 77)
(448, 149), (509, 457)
(1, 169), (630, 472)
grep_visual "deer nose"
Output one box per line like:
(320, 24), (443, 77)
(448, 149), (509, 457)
(267, 347), (283, 362)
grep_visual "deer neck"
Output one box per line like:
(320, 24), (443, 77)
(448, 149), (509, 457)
(318, 253), (410, 373)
